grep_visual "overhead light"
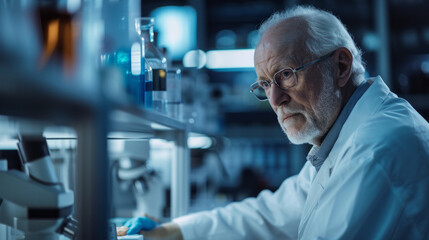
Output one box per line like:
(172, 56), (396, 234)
(150, 6), (197, 60)
(183, 49), (207, 69)
(206, 49), (255, 70)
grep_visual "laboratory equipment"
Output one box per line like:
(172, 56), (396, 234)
(36, 1), (79, 77)
(0, 134), (77, 240)
(144, 59), (154, 109)
(111, 140), (165, 219)
(101, 0), (145, 107)
(135, 17), (168, 114)
(167, 68), (183, 120)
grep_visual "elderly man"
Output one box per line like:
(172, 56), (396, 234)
(121, 5), (429, 239)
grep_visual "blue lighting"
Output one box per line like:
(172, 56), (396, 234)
(150, 6), (197, 60)
(206, 49), (255, 69)
(183, 49), (206, 69)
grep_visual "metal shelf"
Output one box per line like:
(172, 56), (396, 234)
(0, 69), (188, 135)
(0, 69), (98, 124)
(111, 103), (187, 133)
(0, 72), (191, 238)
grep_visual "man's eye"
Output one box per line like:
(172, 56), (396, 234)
(259, 81), (271, 88)
(281, 70), (293, 78)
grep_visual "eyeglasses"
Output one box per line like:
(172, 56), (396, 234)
(250, 51), (335, 101)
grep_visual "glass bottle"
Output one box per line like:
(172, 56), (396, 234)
(101, 1), (145, 107)
(129, 39), (145, 106)
(144, 59), (153, 109)
(167, 68), (182, 120)
(135, 17), (167, 114)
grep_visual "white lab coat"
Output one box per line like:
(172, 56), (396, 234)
(174, 76), (429, 240)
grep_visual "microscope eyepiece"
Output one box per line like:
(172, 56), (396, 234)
(17, 136), (50, 163)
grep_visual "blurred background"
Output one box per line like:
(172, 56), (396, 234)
(1, 0), (429, 238)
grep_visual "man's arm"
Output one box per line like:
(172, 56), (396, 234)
(128, 161), (314, 240)
(170, 161), (314, 240)
(140, 222), (183, 240)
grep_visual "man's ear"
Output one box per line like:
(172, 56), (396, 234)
(335, 47), (353, 88)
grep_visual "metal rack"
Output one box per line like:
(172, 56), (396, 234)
(0, 69), (190, 239)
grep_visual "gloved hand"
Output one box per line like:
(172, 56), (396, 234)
(123, 217), (159, 235)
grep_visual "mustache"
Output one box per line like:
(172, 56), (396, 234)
(276, 105), (305, 119)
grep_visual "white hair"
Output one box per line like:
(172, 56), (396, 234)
(258, 5), (366, 85)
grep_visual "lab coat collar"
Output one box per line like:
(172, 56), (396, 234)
(298, 76), (391, 236)
(306, 80), (371, 172)
(328, 75), (390, 160)
(325, 76), (390, 171)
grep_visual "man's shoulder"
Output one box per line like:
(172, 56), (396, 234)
(338, 97), (429, 175)
(353, 95), (428, 145)
(333, 95), (428, 165)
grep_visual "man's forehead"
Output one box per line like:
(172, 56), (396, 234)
(254, 38), (304, 67)
(254, 48), (295, 66)
(255, 18), (308, 64)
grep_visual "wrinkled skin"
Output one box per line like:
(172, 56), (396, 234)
(254, 17), (355, 146)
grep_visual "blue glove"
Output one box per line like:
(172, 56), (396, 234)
(123, 217), (159, 235)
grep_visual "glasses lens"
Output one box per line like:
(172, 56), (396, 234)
(250, 82), (268, 101)
(274, 68), (296, 89)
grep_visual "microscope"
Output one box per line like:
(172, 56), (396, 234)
(112, 140), (165, 219)
(0, 134), (77, 240)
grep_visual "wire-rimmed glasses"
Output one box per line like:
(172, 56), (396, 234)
(250, 51), (335, 101)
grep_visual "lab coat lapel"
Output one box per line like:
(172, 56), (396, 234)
(298, 157), (333, 237)
(298, 76), (390, 237)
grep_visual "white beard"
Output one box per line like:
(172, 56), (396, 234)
(277, 76), (341, 145)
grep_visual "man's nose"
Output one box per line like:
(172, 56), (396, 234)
(269, 83), (290, 107)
